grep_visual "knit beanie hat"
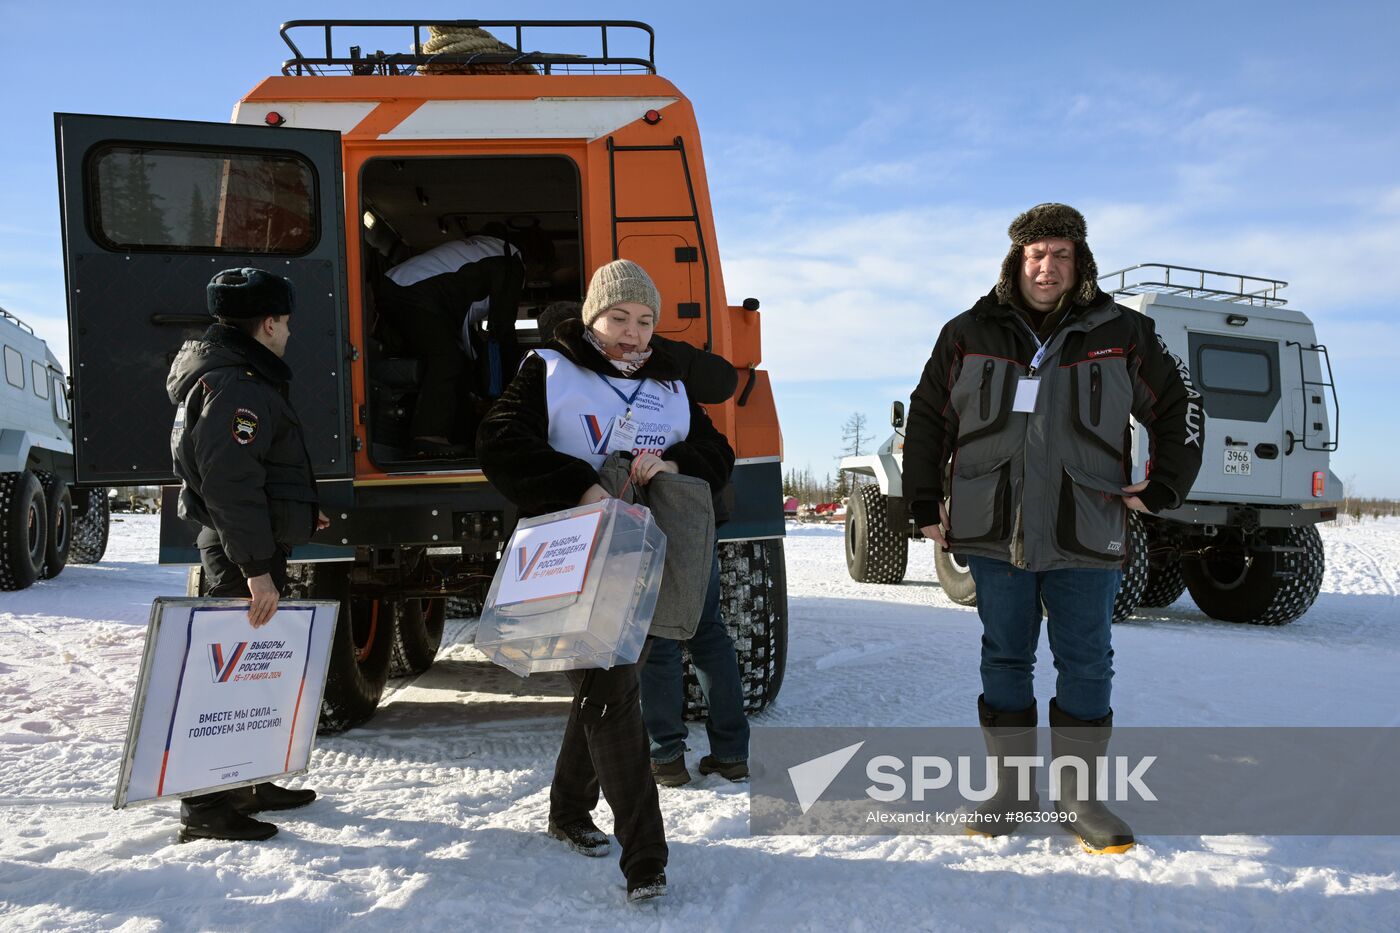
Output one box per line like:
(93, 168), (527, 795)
(994, 202), (1100, 306)
(207, 268), (295, 320)
(580, 260), (661, 327)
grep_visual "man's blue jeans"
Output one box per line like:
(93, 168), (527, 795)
(639, 547), (750, 764)
(964, 555), (1121, 721)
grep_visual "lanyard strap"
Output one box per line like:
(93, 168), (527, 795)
(1017, 319), (1062, 376)
(594, 371), (645, 413)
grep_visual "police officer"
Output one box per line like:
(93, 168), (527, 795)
(166, 267), (330, 842)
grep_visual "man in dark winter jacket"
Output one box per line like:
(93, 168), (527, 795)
(902, 204), (1203, 854)
(166, 267), (329, 842)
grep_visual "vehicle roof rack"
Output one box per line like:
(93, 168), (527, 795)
(279, 20), (656, 76)
(1100, 263), (1288, 307)
(1, 305), (35, 335)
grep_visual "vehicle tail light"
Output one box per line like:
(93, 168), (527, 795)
(1312, 471), (1325, 498)
(264, 111), (286, 126)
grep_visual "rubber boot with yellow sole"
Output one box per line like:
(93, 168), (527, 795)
(1048, 698), (1135, 855)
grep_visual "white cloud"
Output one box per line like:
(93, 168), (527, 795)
(723, 198), (1400, 390)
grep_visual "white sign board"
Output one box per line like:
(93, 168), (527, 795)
(493, 508), (605, 606)
(114, 598), (338, 809)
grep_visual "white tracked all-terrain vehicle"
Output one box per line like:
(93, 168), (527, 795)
(840, 264), (1341, 626)
(0, 306), (110, 590)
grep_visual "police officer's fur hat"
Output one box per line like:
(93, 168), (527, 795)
(995, 203), (1100, 306)
(207, 268), (295, 320)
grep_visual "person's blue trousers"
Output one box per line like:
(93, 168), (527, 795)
(640, 547), (750, 764)
(965, 555), (1121, 721)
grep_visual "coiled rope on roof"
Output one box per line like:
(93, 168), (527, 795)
(415, 25), (539, 75)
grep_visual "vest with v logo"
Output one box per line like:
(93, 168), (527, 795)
(533, 349), (692, 469)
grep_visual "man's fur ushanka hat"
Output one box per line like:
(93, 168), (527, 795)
(207, 268), (295, 320)
(994, 202), (1100, 306)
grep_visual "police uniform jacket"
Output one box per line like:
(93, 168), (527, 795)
(167, 323), (319, 577)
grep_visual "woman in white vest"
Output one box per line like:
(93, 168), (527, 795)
(476, 260), (734, 903)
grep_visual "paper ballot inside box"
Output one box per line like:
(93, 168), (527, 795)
(476, 499), (667, 677)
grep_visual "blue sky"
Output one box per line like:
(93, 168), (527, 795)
(3, 1), (1398, 494)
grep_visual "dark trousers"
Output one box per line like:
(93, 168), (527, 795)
(549, 640), (668, 877)
(394, 300), (467, 440)
(182, 536), (288, 822)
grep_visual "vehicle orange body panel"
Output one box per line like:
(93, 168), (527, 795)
(236, 75), (781, 481)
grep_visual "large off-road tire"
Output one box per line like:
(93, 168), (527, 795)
(390, 597), (447, 677)
(36, 474), (72, 580)
(1182, 525), (1325, 625)
(446, 594), (484, 620)
(284, 562), (396, 732)
(68, 487), (110, 564)
(684, 539), (788, 719)
(1138, 555), (1187, 608)
(845, 484), (909, 584)
(1, 471), (47, 591)
(1111, 512), (1150, 622)
(934, 544), (978, 606)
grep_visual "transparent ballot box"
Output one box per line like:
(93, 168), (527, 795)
(475, 499), (667, 677)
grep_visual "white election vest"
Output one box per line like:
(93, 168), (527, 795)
(384, 236), (520, 358)
(534, 349), (691, 469)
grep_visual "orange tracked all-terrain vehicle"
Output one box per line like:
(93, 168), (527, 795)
(54, 20), (785, 731)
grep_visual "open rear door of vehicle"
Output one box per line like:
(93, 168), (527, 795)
(55, 113), (350, 485)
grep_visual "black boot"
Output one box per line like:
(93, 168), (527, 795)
(625, 858), (668, 903)
(548, 816), (611, 857)
(966, 696), (1039, 838)
(1048, 699), (1135, 854)
(233, 782), (317, 814)
(179, 796), (277, 843)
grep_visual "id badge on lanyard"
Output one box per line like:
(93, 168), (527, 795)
(607, 411), (639, 454)
(598, 372), (644, 454)
(1013, 337), (1052, 413)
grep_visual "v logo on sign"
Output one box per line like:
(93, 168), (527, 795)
(515, 543), (549, 582)
(208, 642), (248, 683)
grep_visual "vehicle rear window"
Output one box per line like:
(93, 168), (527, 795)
(89, 146), (317, 255)
(1198, 346), (1272, 395)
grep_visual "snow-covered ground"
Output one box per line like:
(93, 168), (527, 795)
(2, 515), (1398, 931)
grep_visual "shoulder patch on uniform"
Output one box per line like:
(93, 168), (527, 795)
(232, 408), (259, 445)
